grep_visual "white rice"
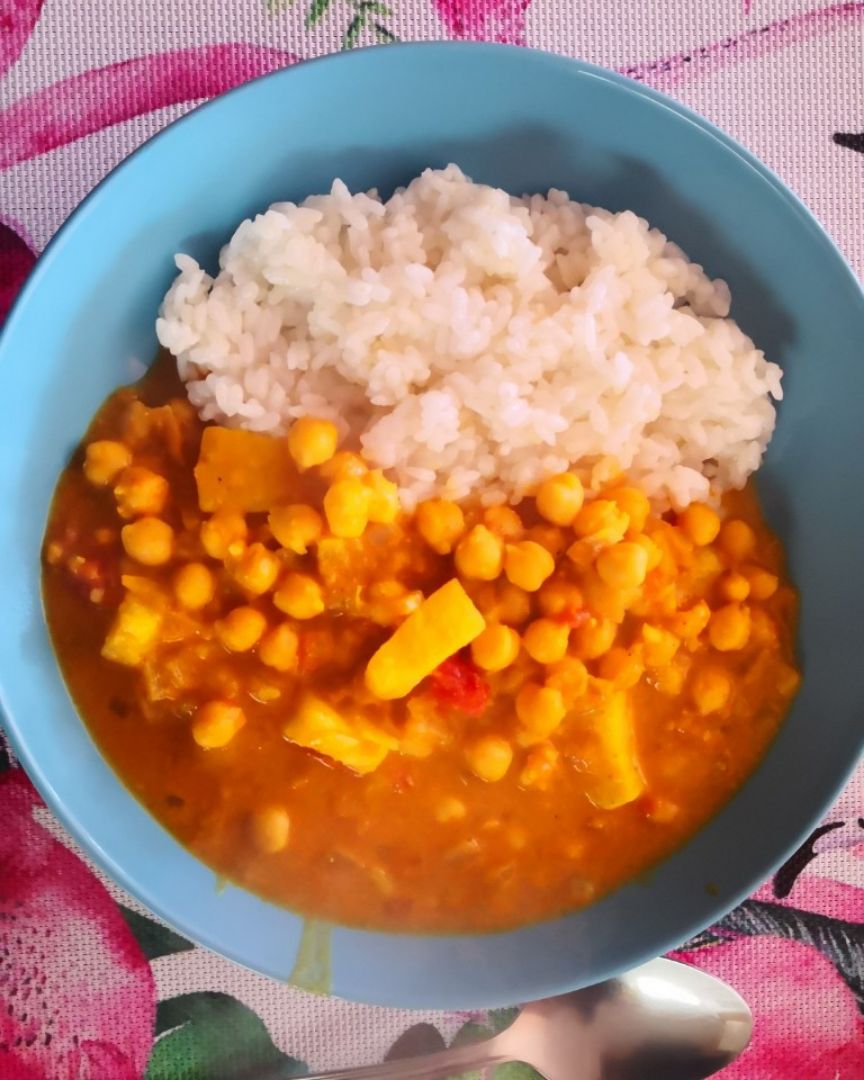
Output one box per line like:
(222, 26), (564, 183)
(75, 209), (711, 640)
(156, 165), (782, 510)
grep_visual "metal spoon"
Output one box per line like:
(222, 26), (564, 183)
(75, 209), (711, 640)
(303, 958), (752, 1080)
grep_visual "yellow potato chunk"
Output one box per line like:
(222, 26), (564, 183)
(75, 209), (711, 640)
(101, 595), (162, 667)
(582, 691), (644, 809)
(365, 579), (485, 700)
(195, 427), (295, 513)
(284, 693), (396, 774)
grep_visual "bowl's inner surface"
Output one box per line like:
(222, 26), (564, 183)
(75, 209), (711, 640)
(1, 45), (863, 1007)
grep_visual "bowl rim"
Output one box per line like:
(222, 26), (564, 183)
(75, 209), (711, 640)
(2, 41), (863, 1008)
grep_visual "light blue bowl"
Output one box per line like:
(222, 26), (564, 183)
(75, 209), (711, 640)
(1, 44), (863, 1009)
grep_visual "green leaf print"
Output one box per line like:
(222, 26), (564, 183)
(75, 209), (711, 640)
(305, 0), (334, 28)
(145, 992), (307, 1080)
(117, 904), (195, 961)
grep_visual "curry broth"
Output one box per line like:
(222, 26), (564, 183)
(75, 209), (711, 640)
(42, 353), (797, 932)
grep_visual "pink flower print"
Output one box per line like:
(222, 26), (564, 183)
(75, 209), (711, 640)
(434, 0), (533, 46)
(0, 770), (156, 1079)
(674, 937), (864, 1078)
(0, 1), (44, 78)
(0, 219), (35, 323)
(752, 874), (864, 924)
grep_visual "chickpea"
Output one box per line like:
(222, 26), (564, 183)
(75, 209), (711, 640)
(84, 440), (131, 487)
(565, 538), (594, 572)
(572, 500), (629, 547)
(678, 503), (721, 547)
(251, 806), (291, 853)
(192, 700), (246, 749)
(525, 523), (567, 556)
(471, 624), (521, 672)
(455, 525), (504, 582)
(607, 486), (650, 534)
(121, 517), (174, 566)
(597, 646), (644, 689)
(719, 570), (750, 602)
(571, 617), (617, 660)
(538, 578), (584, 621)
(750, 607), (779, 649)
(268, 504), (323, 555)
(522, 618), (570, 665)
(496, 582), (533, 626)
(719, 519), (756, 562)
(595, 542), (649, 590)
(519, 743), (560, 790)
(641, 624), (680, 668)
(416, 499), (465, 555)
(709, 603), (751, 652)
(216, 606), (267, 652)
(746, 567), (779, 600)
(655, 654), (691, 696)
(274, 572), (325, 619)
(173, 562), (215, 611)
(287, 416), (339, 469)
(545, 656), (589, 704)
(776, 663), (801, 698)
(504, 540), (555, 592)
(436, 796), (468, 823)
(201, 511), (248, 561)
(691, 666), (732, 715)
(515, 683), (566, 746)
(536, 473), (584, 526)
(114, 466), (169, 519)
(365, 471), (401, 524)
(668, 600), (711, 643)
(257, 623), (299, 672)
(633, 533), (662, 571)
(323, 478), (371, 539)
(465, 735), (513, 782)
(483, 504), (525, 540)
(318, 450), (367, 482)
(232, 542), (280, 596)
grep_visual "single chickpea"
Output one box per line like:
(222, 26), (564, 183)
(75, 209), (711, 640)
(504, 540), (555, 592)
(668, 600), (711, 643)
(776, 663), (802, 698)
(483, 504), (525, 540)
(746, 567), (779, 600)
(268, 504), (324, 555)
(274, 572), (325, 619)
(173, 562), (215, 611)
(595, 542), (649, 590)
(258, 623), (300, 672)
(287, 416), (339, 469)
(515, 683), (566, 745)
(216, 606), (267, 652)
(571, 617), (617, 660)
(750, 608), (779, 648)
(545, 656), (589, 704)
(465, 735), (513, 782)
(323, 477), (371, 539)
(640, 624), (680, 668)
(496, 582), (533, 626)
(719, 570), (751, 602)
(232, 542), (281, 596)
(83, 440), (132, 487)
(250, 806), (291, 854)
(709, 603), (751, 652)
(416, 499), (465, 555)
(525, 524), (567, 556)
(436, 796), (468, 823)
(572, 500), (629, 547)
(455, 525), (504, 582)
(192, 701), (246, 749)
(678, 504), (721, 547)
(719, 519), (756, 562)
(691, 666), (732, 715)
(536, 473), (584, 526)
(471, 624), (521, 672)
(365, 471), (401, 524)
(114, 466), (169, 519)
(597, 646), (644, 689)
(201, 511), (248, 561)
(519, 742), (560, 790)
(317, 450), (367, 482)
(633, 533), (662, 571)
(538, 578), (584, 621)
(121, 517), (174, 566)
(522, 618), (570, 665)
(607, 486), (651, 534)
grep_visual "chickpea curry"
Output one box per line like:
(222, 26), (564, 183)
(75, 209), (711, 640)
(42, 354), (799, 932)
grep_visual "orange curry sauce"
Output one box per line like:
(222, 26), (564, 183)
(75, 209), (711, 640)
(41, 353), (799, 932)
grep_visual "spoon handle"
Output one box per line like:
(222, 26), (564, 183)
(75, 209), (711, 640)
(301, 1034), (513, 1080)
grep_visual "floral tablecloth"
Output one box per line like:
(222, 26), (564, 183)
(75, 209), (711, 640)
(1, 3), (863, 1078)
